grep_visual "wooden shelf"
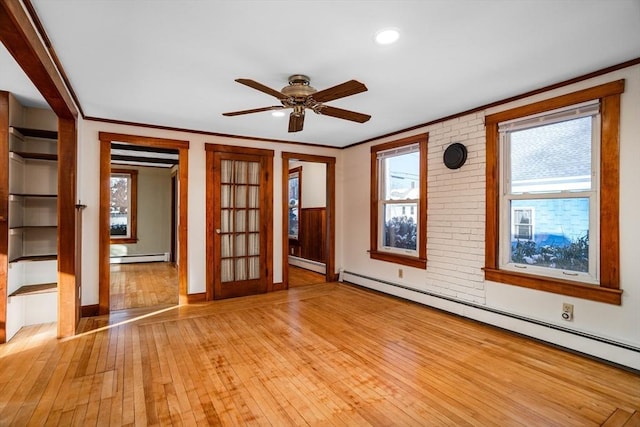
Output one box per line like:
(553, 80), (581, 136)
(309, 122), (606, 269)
(9, 283), (57, 297)
(9, 254), (57, 263)
(9, 193), (57, 199)
(10, 225), (57, 230)
(10, 151), (57, 161)
(10, 126), (57, 140)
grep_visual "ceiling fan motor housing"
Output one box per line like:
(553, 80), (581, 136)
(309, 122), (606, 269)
(281, 74), (317, 100)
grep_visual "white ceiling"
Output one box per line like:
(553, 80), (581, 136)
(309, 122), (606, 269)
(2, 0), (639, 148)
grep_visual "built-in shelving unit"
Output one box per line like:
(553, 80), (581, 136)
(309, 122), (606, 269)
(5, 118), (59, 340)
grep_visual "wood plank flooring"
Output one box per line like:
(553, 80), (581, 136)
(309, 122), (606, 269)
(110, 262), (178, 311)
(288, 265), (326, 288)
(0, 282), (638, 425)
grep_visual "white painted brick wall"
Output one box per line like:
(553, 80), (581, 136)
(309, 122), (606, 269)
(424, 111), (486, 303)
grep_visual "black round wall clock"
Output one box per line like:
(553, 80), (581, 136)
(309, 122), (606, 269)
(443, 143), (467, 169)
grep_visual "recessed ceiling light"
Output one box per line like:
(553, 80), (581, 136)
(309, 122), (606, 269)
(272, 111), (285, 117)
(375, 28), (400, 45)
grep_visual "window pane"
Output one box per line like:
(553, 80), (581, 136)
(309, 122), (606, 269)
(510, 198), (589, 272)
(110, 175), (129, 236)
(382, 151), (419, 200)
(383, 203), (417, 251)
(510, 117), (592, 193)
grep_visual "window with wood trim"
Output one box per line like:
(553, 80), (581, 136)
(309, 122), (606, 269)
(484, 80), (624, 305)
(370, 134), (427, 269)
(110, 169), (138, 243)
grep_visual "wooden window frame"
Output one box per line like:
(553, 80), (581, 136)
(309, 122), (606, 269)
(109, 168), (138, 244)
(484, 80), (624, 305)
(370, 133), (428, 269)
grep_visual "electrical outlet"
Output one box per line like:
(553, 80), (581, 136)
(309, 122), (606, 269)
(398, 269), (403, 279)
(562, 303), (574, 321)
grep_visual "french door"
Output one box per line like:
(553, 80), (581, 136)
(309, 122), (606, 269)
(205, 144), (273, 300)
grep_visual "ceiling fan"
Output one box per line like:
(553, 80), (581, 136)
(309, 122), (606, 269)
(223, 74), (371, 132)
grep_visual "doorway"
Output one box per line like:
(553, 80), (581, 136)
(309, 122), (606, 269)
(281, 152), (336, 287)
(205, 144), (274, 300)
(108, 159), (178, 311)
(98, 132), (189, 315)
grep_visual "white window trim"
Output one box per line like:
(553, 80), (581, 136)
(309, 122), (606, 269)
(511, 207), (535, 240)
(377, 144), (420, 257)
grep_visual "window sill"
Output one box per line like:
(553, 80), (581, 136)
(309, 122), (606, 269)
(369, 251), (426, 269)
(110, 237), (138, 244)
(483, 268), (621, 305)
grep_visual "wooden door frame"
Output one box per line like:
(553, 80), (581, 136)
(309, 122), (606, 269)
(281, 152), (336, 287)
(98, 132), (189, 314)
(1, 2), (79, 339)
(205, 143), (274, 300)
(170, 172), (177, 263)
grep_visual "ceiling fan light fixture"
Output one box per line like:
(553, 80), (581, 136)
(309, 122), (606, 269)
(375, 28), (400, 45)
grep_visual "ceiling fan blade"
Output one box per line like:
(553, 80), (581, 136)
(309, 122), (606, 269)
(311, 80), (368, 103)
(235, 78), (288, 100)
(288, 112), (305, 132)
(222, 106), (284, 116)
(317, 105), (371, 123)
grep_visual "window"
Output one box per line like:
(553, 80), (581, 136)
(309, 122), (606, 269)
(485, 81), (623, 304)
(370, 133), (427, 269)
(512, 207), (533, 240)
(288, 167), (301, 240)
(110, 168), (138, 243)
(501, 103), (598, 282)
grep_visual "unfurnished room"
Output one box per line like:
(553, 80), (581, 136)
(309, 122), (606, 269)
(0, 0), (639, 425)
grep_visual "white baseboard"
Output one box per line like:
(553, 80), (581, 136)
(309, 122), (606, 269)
(110, 252), (169, 264)
(288, 256), (326, 274)
(342, 270), (640, 371)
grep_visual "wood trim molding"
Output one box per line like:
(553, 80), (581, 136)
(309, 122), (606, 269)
(0, 0), (77, 119)
(485, 80), (625, 125)
(0, 91), (9, 343)
(186, 293), (206, 304)
(484, 269), (622, 305)
(80, 304), (99, 318)
(99, 132), (189, 150)
(599, 94), (621, 289)
(204, 143), (274, 157)
(57, 117), (78, 337)
(99, 140), (111, 314)
(484, 81), (623, 304)
(347, 60), (638, 149)
(281, 152), (337, 286)
(369, 133), (428, 270)
(89, 116), (337, 149)
(99, 133), (189, 314)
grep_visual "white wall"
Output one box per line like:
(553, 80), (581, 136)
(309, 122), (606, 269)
(296, 161), (327, 208)
(341, 64), (640, 369)
(77, 120), (342, 302)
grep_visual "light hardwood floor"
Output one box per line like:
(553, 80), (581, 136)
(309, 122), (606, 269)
(288, 265), (326, 288)
(110, 262), (179, 311)
(0, 282), (638, 425)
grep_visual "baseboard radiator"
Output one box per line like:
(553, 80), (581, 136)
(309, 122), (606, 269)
(110, 252), (169, 264)
(341, 270), (640, 372)
(288, 256), (326, 274)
